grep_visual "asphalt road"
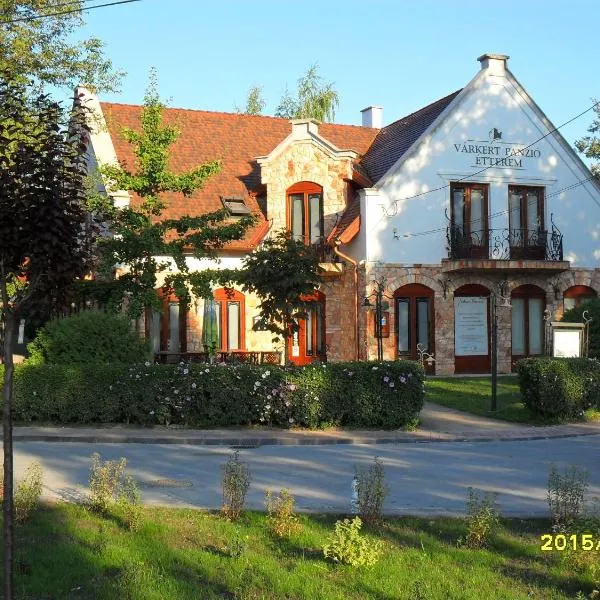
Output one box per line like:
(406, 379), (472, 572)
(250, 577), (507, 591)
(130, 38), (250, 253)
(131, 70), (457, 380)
(13, 435), (600, 517)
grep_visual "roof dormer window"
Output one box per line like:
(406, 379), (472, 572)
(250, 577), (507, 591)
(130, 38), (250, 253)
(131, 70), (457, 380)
(221, 196), (251, 216)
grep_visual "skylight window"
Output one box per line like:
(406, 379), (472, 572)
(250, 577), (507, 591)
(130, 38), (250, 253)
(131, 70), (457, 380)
(221, 196), (251, 216)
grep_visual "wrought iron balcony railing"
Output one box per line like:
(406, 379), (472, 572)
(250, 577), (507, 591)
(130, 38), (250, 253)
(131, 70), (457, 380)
(293, 235), (338, 263)
(446, 221), (563, 262)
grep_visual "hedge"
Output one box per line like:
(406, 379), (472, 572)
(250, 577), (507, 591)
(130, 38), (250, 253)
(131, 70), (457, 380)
(0, 360), (424, 430)
(518, 357), (600, 421)
(27, 310), (150, 365)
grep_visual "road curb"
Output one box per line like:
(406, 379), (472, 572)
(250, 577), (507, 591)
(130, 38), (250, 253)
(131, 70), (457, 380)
(7, 430), (599, 446)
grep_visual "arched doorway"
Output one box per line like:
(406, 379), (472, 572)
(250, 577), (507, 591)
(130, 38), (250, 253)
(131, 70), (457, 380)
(511, 284), (546, 364)
(454, 283), (491, 374)
(394, 283), (434, 372)
(288, 291), (326, 365)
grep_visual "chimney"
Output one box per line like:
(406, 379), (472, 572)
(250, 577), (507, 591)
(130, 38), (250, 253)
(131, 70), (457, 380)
(360, 106), (383, 128)
(477, 53), (509, 75)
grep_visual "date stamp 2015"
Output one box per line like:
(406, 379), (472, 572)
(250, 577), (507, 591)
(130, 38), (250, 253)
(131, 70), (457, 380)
(541, 534), (600, 552)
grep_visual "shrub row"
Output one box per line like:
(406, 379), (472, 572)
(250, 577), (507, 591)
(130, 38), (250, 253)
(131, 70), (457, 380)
(518, 357), (600, 420)
(0, 360), (424, 429)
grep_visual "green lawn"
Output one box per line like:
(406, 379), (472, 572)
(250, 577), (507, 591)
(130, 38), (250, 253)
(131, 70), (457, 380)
(4, 504), (597, 599)
(425, 376), (535, 423)
(425, 376), (600, 424)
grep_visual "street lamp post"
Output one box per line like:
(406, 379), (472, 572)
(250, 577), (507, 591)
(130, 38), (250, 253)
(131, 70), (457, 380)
(490, 281), (511, 412)
(363, 277), (391, 362)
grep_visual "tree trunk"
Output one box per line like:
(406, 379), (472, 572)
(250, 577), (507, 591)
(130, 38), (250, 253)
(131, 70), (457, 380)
(1, 279), (14, 600)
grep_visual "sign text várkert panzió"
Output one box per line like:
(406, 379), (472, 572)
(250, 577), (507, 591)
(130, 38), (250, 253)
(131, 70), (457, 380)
(453, 129), (541, 169)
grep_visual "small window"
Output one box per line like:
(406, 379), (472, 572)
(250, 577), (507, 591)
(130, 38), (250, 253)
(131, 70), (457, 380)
(221, 196), (251, 216)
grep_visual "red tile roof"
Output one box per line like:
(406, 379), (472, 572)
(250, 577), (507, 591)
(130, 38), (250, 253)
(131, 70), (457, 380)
(100, 103), (378, 250)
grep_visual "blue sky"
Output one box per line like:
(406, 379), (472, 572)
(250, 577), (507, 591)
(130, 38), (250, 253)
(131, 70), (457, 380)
(77, 0), (599, 146)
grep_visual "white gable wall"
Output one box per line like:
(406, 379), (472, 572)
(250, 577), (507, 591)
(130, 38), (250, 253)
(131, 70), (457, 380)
(363, 57), (600, 267)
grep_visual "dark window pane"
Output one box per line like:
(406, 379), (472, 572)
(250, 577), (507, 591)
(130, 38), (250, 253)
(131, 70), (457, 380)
(417, 299), (429, 351)
(397, 299), (409, 353)
(315, 303), (324, 354)
(309, 194), (322, 245)
(290, 194), (304, 241)
(306, 309), (313, 355)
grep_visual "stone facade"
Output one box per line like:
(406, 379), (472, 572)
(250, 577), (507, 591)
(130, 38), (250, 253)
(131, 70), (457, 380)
(258, 120), (356, 236)
(358, 263), (600, 375)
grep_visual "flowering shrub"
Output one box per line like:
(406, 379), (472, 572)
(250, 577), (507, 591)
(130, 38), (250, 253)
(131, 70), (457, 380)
(518, 358), (600, 421)
(4, 360), (424, 429)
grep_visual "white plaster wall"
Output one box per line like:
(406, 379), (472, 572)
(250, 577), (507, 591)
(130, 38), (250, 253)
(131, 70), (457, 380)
(364, 66), (600, 267)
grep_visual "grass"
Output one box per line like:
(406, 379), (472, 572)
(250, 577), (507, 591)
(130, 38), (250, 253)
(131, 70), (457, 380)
(425, 376), (536, 423)
(425, 376), (600, 425)
(4, 504), (597, 599)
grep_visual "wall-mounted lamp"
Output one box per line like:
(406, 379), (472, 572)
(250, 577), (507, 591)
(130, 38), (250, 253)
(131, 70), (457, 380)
(550, 276), (561, 300)
(438, 276), (452, 299)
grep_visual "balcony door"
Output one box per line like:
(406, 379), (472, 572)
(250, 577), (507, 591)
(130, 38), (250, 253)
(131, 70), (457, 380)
(508, 186), (545, 259)
(450, 183), (489, 259)
(287, 181), (324, 251)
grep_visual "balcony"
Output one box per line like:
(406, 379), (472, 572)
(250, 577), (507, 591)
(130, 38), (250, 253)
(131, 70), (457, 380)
(296, 236), (344, 278)
(443, 220), (569, 273)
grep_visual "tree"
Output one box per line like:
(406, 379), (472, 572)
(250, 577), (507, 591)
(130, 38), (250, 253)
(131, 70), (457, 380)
(576, 100), (600, 178)
(562, 297), (600, 358)
(0, 0), (122, 92)
(275, 64), (340, 123)
(89, 73), (256, 317)
(0, 78), (92, 599)
(239, 230), (322, 364)
(242, 85), (266, 115)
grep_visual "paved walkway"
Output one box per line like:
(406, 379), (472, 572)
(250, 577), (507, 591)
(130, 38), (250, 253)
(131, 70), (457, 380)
(7, 402), (599, 446)
(14, 435), (600, 516)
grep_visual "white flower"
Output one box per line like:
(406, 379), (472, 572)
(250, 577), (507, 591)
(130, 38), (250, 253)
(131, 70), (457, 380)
(288, 384), (297, 391)
(389, 382), (395, 388)
(205, 368), (210, 373)
(191, 382), (197, 389)
(255, 381), (261, 387)
(183, 368), (189, 375)
(267, 394), (272, 400)
(174, 389), (179, 394)
(383, 376), (389, 383)
(372, 366), (378, 370)
(289, 417), (294, 423)
(32, 391), (37, 396)
(186, 396), (191, 402)
(265, 404), (271, 410)
(150, 410), (155, 415)
(144, 361), (151, 367)
(285, 401), (291, 407)
(109, 385), (112, 390)
(400, 376), (406, 384)
(259, 417), (265, 422)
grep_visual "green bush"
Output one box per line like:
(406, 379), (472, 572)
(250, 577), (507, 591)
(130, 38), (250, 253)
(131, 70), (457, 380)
(322, 517), (384, 567)
(27, 310), (150, 365)
(1, 359), (424, 429)
(518, 357), (600, 421)
(562, 297), (600, 359)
